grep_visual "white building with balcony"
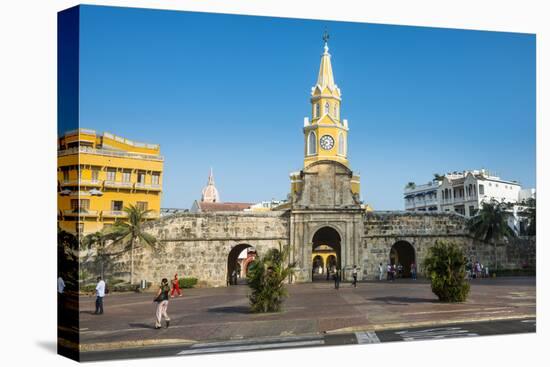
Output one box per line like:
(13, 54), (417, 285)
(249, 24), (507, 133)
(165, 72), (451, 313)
(404, 169), (535, 218)
(404, 181), (440, 212)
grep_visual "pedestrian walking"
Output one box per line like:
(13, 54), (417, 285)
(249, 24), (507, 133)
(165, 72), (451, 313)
(387, 264), (392, 281)
(334, 268), (340, 289)
(352, 265), (358, 288)
(232, 269), (238, 285)
(397, 263), (403, 279)
(95, 276), (105, 315)
(485, 265), (490, 278)
(326, 266), (330, 281)
(378, 263), (384, 281)
(171, 273), (182, 297)
(391, 264), (397, 281)
(411, 263), (417, 280)
(153, 278), (171, 329)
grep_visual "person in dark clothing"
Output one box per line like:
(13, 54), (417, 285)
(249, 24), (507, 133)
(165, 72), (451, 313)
(153, 278), (171, 329)
(352, 265), (358, 288)
(334, 268), (341, 289)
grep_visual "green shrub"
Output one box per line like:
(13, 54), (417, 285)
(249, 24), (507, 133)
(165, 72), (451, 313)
(178, 277), (198, 289)
(423, 241), (470, 302)
(247, 243), (296, 313)
(80, 284), (96, 293)
(112, 283), (140, 292)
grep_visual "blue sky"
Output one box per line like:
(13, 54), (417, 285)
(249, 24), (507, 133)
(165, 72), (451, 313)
(74, 5), (536, 210)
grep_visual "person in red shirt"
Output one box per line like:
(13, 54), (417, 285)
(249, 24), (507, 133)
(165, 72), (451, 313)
(171, 273), (182, 297)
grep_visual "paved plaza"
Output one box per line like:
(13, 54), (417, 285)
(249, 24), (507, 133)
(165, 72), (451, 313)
(70, 276), (535, 354)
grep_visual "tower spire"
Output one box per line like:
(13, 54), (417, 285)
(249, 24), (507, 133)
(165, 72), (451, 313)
(316, 31), (336, 90)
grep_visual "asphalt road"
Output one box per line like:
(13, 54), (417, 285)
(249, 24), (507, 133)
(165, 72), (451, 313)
(80, 317), (536, 362)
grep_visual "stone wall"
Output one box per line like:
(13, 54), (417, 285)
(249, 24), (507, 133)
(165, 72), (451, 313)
(83, 209), (535, 287)
(361, 211), (535, 279)
(109, 211), (289, 287)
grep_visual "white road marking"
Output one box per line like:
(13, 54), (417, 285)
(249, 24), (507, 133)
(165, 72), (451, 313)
(355, 331), (380, 344)
(521, 319), (536, 323)
(396, 327), (479, 341)
(178, 339), (324, 355)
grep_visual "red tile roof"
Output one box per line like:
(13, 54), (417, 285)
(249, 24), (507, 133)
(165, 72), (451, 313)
(197, 202), (253, 212)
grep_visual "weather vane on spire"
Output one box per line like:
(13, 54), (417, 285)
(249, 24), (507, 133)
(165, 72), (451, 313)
(322, 29), (330, 54)
(323, 29), (330, 44)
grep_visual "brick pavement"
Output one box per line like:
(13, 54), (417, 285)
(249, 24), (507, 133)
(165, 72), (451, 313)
(74, 277), (535, 349)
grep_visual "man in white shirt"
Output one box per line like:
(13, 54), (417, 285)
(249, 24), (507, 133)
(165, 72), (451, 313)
(95, 276), (106, 315)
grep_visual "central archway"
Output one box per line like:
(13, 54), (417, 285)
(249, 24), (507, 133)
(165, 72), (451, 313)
(227, 244), (256, 286)
(389, 241), (416, 278)
(311, 226), (341, 281)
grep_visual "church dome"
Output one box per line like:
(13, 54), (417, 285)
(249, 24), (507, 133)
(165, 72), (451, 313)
(201, 169), (220, 203)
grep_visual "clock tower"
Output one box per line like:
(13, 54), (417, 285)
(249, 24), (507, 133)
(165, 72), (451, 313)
(303, 32), (349, 168)
(289, 33), (361, 207)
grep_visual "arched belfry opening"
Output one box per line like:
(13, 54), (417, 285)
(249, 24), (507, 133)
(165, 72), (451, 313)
(311, 226), (341, 281)
(227, 244), (256, 286)
(389, 241), (416, 277)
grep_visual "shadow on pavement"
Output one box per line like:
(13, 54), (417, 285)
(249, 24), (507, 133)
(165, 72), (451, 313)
(79, 310), (97, 315)
(207, 306), (250, 314)
(371, 296), (437, 305)
(128, 323), (155, 329)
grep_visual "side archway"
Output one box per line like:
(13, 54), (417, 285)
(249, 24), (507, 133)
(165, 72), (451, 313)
(389, 241), (416, 277)
(227, 244), (256, 286)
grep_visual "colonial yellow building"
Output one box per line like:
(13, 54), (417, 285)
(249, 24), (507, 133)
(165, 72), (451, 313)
(290, 36), (361, 200)
(57, 128), (163, 235)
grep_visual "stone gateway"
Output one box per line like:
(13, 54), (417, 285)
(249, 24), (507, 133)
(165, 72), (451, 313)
(100, 36), (534, 287)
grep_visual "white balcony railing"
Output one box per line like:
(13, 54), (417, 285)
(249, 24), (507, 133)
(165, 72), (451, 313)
(58, 146), (163, 161)
(135, 182), (162, 191)
(101, 210), (128, 218)
(60, 179), (102, 187)
(63, 209), (98, 217)
(104, 180), (133, 188)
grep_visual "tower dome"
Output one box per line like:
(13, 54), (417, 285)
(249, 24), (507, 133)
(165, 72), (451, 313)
(201, 168), (220, 203)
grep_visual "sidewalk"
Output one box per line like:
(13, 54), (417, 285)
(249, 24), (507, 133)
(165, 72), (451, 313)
(72, 277), (535, 351)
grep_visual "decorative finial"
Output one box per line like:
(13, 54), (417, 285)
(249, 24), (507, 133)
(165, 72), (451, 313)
(208, 167), (214, 185)
(322, 29), (330, 54)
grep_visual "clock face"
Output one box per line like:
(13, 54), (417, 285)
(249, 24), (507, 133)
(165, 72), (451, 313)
(320, 135), (334, 150)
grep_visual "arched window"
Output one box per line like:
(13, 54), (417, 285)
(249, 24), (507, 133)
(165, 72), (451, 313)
(334, 105), (338, 119)
(324, 102), (330, 115)
(338, 132), (345, 155)
(307, 131), (317, 155)
(314, 103), (319, 118)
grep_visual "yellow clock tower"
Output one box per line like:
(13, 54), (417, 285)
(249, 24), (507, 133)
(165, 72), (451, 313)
(303, 32), (349, 168)
(290, 33), (361, 203)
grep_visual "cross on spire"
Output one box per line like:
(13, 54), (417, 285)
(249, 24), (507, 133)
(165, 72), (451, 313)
(322, 29), (330, 54)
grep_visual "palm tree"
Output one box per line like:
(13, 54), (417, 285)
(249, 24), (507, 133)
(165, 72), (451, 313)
(110, 204), (157, 284)
(247, 243), (296, 313)
(82, 231), (114, 280)
(433, 173), (444, 182)
(405, 182), (416, 190)
(467, 199), (515, 271)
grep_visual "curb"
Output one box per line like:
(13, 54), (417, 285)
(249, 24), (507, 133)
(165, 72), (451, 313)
(325, 313), (537, 334)
(79, 338), (197, 352)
